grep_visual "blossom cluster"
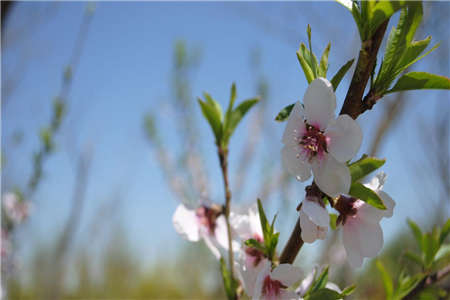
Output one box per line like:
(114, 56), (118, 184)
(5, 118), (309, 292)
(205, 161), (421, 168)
(174, 77), (396, 299)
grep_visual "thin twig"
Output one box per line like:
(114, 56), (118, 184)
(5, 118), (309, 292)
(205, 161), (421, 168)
(218, 147), (235, 282)
(403, 265), (450, 300)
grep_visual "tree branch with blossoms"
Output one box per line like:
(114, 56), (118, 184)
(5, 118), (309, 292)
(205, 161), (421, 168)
(173, 1), (450, 299)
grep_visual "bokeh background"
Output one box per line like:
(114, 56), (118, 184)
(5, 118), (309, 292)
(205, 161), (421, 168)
(1, 2), (449, 299)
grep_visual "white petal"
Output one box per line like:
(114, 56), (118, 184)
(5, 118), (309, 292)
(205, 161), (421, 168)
(312, 155), (351, 197)
(302, 200), (329, 227)
(364, 172), (387, 191)
(326, 114), (362, 163)
(299, 210), (320, 243)
(280, 290), (299, 300)
(271, 264), (303, 287)
(202, 233), (221, 259)
(303, 78), (336, 130)
(325, 282), (341, 293)
(282, 146), (312, 182)
(296, 267), (317, 296)
(215, 215), (240, 251)
(252, 260), (272, 300)
(282, 101), (306, 147)
(342, 221), (363, 268)
(357, 202), (384, 224)
(172, 204), (200, 242)
(378, 191), (395, 218)
(358, 221), (383, 258)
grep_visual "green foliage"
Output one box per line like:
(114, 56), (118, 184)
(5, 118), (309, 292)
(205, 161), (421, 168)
(377, 219), (450, 299)
(348, 155), (386, 182)
(256, 199), (279, 261)
(349, 182), (386, 209)
(330, 59), (355, 91)
(198, 84), (259, 148)
(336, 0), (406, 41)
(302, 267), (353, 299)
(220, 258), (238, 300)
(308, 288), (343, 300)
(274, 103), (295, 122)
(387, 72), (450, 93)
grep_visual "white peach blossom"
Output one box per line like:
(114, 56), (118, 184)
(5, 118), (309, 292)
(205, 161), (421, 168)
(281, 78), (362, 197)
(252, 260), (302, 300)
(341, 173), (395, 268)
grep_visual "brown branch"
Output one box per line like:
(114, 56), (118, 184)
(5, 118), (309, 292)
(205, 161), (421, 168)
(403, 265), (450, 300)
(280, 20), (390, 265)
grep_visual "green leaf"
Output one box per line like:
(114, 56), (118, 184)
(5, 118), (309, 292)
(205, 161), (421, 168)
(388, 72), (450, 93)
(329, 213), (338, 230)
(341, 285), (356, 296)
(297, 45), (315, 84)
(395, 37), (431, 72)
(407, 219), (423, 251)
(330, 59), (354, 91)
(223, 97), (259, 146)
(224, 83), (237, 130)
(434, 244), (450, 267)
(423, 231), (440, 267)
(275, 103), (295, 122)
(257, 199), (271, 245)
(307, 25), (318, 78)
(310, 266), (329, 293)
(376, 260), (393, 299)
(219, 257), (237, 300)
(349, 182), (386, 209)
(308, 288), (342, 300)
(439, 218), (450, 245)
(244, 238), (266, 252)
(368, 1), (406, 40)
(348, 155), (386, 182)
(394, 273), (425, 300)
(319, 43), (331, 77)
(404, 251), (424, 267)
(396, 43), (440, 77)
(198, 98), (223, 144)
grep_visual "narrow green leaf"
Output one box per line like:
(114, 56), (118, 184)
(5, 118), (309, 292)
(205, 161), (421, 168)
(310, 266), (329, 293)
(387, 72), (450, 93)
(341, 285), (356, 296)
(224, 83), (237, 130)
(403, 250), (424, 267)
(257, 198), (271, 244)
(198, 98), (223, 143)
(319, 43), (331, 77)
(307, 25), (318, 78)
(439, 218), (450, 245)
(434, 244), (450, 266)
(329, 213), (338, 230)
(396, 43), (439, 76)
(349, 182), (386, 209)
(244, 238), (266, 252)
(423, 232), (440, 267)
(394, 273), (425, 299)
(368, 1), (406, 40)
(275, 103), (295, 122)
(308, 288), (342, 300)
(348, 155), (386, 182)
(395, 37), (431, 72)
(376, 260), (393, 299)
(297, 46), (315, 84)
(407, 219), (423, 251)
(330, 59), (354, 91)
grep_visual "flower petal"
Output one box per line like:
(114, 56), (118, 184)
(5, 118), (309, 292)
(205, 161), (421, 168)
(202, 233), (221, 259)
(326, 114), (362, 162)
(215, 215), (240, 251)
(252, 260), (272, 300)
(303, 78), (336, 130)
(300, 210), (322, 243)
(271, 264), (303, 287)
(312, 155), (351, 197)
(342, 221), (363, 268)
(378, 191), (395, 218)
(282, 101), (306, 147)
(296, 266), (317, 296)
(172, 204), (200, 242)
(282, 145), (312, 181)
(358, 221), (383, 258)
(364, 172), (387, 191)
(280, 290), (299, 300)
(302, 199), (330, 227)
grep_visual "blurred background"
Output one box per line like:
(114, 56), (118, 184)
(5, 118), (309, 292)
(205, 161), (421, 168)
(1, 2), (449, 299)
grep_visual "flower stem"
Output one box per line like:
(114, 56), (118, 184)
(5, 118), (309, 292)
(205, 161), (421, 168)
(403, 265), (450, 300)
(279, 19), (390, 265)
(218, 147), (235, 281)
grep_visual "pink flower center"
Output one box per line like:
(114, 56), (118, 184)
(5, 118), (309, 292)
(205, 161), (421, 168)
(195, 206), (220, 235)
(299, 123), (329, 161)
(245, 234), (265, 267)
(262, 275), (286, 297)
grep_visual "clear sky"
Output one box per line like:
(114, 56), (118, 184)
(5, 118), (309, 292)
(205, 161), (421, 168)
(2, 2), (449, 270)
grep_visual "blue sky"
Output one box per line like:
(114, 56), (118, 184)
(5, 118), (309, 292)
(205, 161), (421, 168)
(2, 2), (449, 269)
